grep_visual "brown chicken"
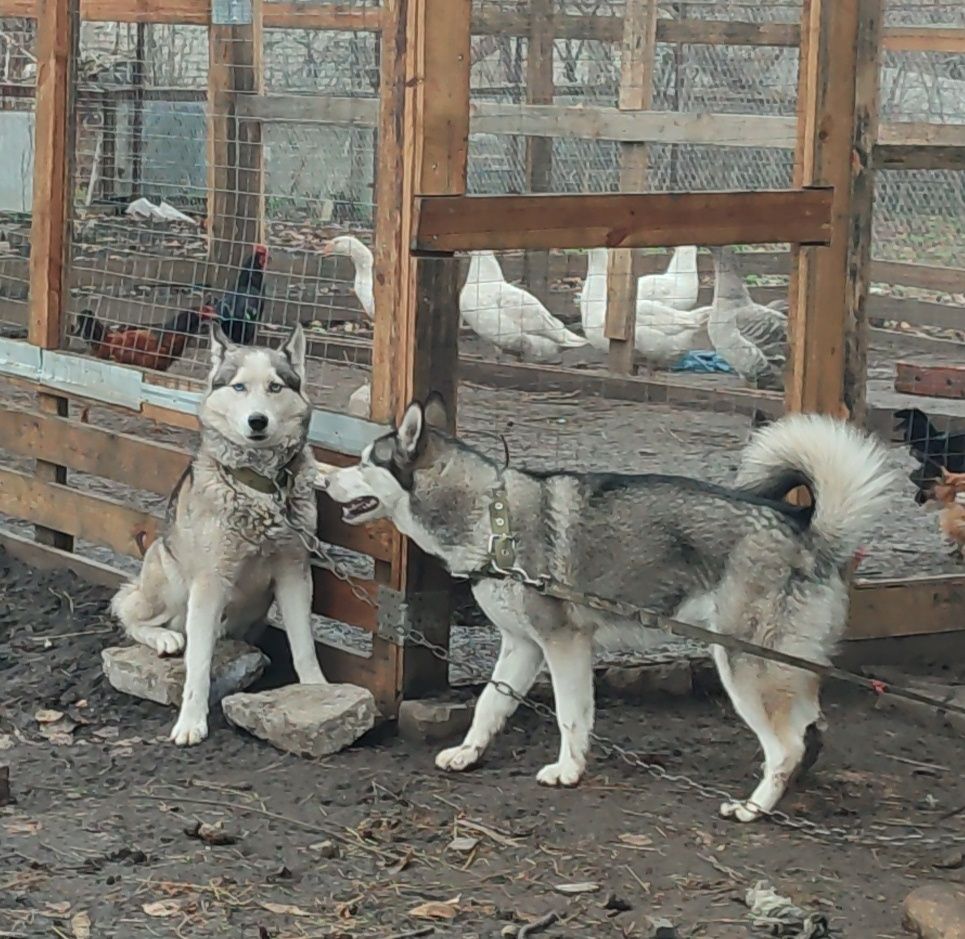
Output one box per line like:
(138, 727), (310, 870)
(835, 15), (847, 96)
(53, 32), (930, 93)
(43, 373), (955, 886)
(929, 467), (965, 562)
(74, 306), (216, 372)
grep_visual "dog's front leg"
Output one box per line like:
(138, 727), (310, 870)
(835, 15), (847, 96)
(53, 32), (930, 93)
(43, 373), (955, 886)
(537, 633), (594, 787)
(170, 575), (227, 746)
(274, 559), (326, 684)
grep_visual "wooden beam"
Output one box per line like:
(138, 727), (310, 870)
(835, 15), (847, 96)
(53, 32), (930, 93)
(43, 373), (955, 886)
(606, 0), (658, 374)
(786, 0), (871, 419)
(894, 363), (965, 400)
(883, 26), (965, 54)
(875, 144), (965, 172)
(0, 467), (160, 559)
(414, 189), (834, 252)
(843, 0), (883, 425)
(847, 576), (965, 640)
(0, 530), (126, 590)
(28, 0), (77, 351)
(33, 394), (74, 551)
(207, 0), (265, 278)
(522, 0), (554, 299)
(371, 0), (470, 707)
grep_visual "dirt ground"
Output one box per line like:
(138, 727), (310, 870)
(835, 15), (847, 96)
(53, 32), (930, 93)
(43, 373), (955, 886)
(2, 552), (965, 939)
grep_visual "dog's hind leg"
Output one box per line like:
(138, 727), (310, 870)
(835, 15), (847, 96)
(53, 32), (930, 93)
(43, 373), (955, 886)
(274, 560), (326, 685)
(717, 651), (821, 823)
(536, 632), (594, 787)
(436, 629), (543, 773)
(170, 576), (227, 747)
(111, 558), (185, 656)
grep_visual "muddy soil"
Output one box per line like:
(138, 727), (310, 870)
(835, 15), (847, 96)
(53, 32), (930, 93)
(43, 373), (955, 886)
(2, 552), (964, 938)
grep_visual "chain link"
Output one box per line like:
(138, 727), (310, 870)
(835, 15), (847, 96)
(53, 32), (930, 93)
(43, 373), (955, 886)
(276, 495), (965, 851)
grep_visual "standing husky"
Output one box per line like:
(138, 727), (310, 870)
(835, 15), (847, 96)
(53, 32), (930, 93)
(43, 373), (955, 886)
(112, 324), (326, 746)
(320, 394), (894, 820)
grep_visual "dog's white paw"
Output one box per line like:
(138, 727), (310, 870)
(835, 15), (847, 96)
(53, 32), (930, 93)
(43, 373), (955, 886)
(170, 712), (208, 747)
(435, 744), (481, 772)
(148, 628), (185, 656)
(719, 799), (762, 823)
(536, 760), (584, 787)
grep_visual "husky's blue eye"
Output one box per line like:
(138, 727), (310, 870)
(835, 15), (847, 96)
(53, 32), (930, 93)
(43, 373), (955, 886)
(232, 383), (246, 393)
(267, 381), (283, 394)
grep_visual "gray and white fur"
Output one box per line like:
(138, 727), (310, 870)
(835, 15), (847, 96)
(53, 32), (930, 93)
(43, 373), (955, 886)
(111, 323), (326, 746)
(321, 397), (895, 821)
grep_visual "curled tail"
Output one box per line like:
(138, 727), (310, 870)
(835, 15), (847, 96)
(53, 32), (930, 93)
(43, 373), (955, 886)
(736, 414), (896, 564)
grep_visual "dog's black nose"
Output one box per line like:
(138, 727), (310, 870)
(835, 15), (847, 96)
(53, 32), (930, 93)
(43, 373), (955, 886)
(248, 413), (269, 432)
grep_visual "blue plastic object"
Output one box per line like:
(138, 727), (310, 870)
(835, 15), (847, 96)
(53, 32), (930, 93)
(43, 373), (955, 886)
(671, 351), (735, 373)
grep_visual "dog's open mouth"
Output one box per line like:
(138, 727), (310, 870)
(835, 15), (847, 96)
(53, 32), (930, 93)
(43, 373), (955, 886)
(342, 496), (379, 522)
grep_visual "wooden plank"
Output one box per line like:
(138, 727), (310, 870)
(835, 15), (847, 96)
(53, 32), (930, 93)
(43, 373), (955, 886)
(0, 467), (160, 558)
(868, 296), (963, 331)
(414, 189), (834, 252)
(0, 0), (381, 28)
(606, 0), (657, 374)
(786, 0), (868, 420)
(843, 0), (882, 425)
(522, 0), (554, 299)
(311, 566), (378, 632)
(207, 0), (265, 277)
(372, 0), (469, 704)
(0, 405), (189, 495)
(28, 0), (77, 351)
(0, 529), (126, 590)
(883, 27), (965, 55)
(871, 261), (965, 294)
(894, 363), (965, 400)
(33, 394), (74, 551)
(875, 144), (965, 172)
(847, 576), (965, 640)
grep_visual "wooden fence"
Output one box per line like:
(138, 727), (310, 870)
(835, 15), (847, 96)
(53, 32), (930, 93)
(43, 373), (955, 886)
(0, 0), (962, 712)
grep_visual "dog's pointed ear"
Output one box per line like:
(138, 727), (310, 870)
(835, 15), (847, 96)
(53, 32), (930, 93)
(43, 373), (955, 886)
(397, 401), (425, 458)
(209, 321), (233, 368)
(423, 391), (449, 431)
(282, 323), (306, 380)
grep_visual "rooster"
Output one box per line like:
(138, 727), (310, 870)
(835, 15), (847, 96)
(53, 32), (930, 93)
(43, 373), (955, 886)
(927, 468), (965, 561)
(74, 306), (216, 372)
(209, 244), (269, 344)
(894, 407), (965, 505)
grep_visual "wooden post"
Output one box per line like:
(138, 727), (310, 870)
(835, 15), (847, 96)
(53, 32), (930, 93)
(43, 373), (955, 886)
(522, 0), (553, 299)
(787, 0), (881, 419)
(605, 0), (658, 374)
(29, 0), (77, 551)
(371, 0), (469, 705)
(208, 0), (265, 279)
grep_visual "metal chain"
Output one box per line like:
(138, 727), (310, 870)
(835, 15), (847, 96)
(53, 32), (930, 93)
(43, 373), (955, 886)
(275, 497), (965, 851)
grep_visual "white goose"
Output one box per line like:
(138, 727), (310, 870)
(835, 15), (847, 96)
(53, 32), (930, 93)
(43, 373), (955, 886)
(323, 235), (374, 321)
(579, 247), (710, 367)
(637, 245), (699, 310)
(706, 246), (787, 390)
(460, 251), (587, 362)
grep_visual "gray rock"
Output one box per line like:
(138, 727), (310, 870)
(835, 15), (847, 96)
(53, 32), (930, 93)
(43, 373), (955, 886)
(601, 662), (692, 699)
(221, 684), (377, 757)
(397, 699), (473, 743)
(903, 884), (965, 939)
(101, 641), (269, 707)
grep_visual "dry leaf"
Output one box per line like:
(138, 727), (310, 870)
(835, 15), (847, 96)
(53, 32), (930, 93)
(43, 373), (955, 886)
(553, 882), (601, 895)
(409, 897), (461, 920)
(92, 726), (120, 740)
(3, 817), (42, 835)
(35, 709), (65, 724)
(0, 734), (14, 751)
(142, 900), (182, 918)
(259, 901), (311, 917)
(617, 833), (654, 848)
(42, 901), (71, 915)
(71, 911), (92, 938)
(447, 836), (479, 853)
(184, 820), (238, 846)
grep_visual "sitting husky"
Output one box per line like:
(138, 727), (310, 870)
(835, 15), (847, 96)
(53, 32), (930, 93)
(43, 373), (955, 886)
(321, 393), (894, 821)
(112, 324), (326, 746)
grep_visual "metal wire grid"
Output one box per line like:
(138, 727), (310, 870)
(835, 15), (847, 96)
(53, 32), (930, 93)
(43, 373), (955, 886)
(63, 11), (376, 413)
(0, 17), (35, 333)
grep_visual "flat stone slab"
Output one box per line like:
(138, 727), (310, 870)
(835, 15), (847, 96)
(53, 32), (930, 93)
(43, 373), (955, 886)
(904, 884), (965, 939)
(102, 641), (269, 707)
(221, 684), (377, 758)
(397, 699), (473, 744)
